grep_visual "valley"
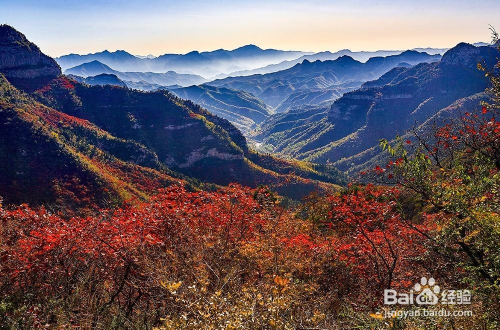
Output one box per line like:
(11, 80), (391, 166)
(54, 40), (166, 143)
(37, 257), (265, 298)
(58, 40), (497, 178)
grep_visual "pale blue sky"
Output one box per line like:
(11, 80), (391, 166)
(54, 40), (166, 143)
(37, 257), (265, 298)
(1, 0), (498, 56)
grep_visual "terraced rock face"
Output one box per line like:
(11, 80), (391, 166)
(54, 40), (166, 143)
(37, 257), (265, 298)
(32, 78), (249, 180)
(0, 25), (61, 90)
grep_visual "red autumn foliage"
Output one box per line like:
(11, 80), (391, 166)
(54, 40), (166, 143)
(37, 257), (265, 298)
(326, 185), (430, 304)
(0, 185), (277, 324)
(0, 181), (433, 325)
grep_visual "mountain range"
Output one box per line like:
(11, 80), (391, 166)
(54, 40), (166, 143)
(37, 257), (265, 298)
(65, 64), (274, 132)
(215, 49), (407, 78)
(169, 84), (272, 133)
(251, 42), (498, 172)
(67, 73), (127, 87)
(64, 49), (442, 133)
(65, 60), (207, 87)
(208, 51), (442, 111)
(337, 92), (490, 175)
(56, 46), (310, 79)
(1, 23), (495, 211)
(189, 46), (490, 79)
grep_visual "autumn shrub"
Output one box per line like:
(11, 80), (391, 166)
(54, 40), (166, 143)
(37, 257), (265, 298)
(0, 185), (343, 328)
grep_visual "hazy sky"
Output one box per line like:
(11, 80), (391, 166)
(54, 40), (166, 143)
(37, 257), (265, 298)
(1, 0), (499, 57)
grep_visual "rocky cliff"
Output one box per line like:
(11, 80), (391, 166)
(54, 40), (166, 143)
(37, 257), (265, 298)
(0, 25), (60, 90)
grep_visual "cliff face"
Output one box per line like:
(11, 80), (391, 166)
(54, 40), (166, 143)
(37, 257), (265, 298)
(0, 25), (61, 90)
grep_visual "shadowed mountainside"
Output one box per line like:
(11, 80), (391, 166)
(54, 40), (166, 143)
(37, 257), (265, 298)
(68, 73), (127, 87)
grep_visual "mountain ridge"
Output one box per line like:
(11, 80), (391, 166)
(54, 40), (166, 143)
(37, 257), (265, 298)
(0, 24), (61, 91)
(169, 84), (272, 133)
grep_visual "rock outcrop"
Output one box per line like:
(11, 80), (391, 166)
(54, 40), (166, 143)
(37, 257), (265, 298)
(0, 25), (61, 90)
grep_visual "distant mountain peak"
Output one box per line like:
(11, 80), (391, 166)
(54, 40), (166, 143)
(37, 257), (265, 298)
(231, 45), (266, 55)
(135, 54), (156, 59)
(110, 50), (137, 58)
(336, 55), (357, 62)
(87, 59), (106, 64)
(80, 60), (113, 69)
(400, 50), (421, 56)
(235, 44), (262, 51)
(64, 60), (115, 77)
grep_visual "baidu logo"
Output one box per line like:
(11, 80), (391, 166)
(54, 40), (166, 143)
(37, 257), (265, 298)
(384, 277), (471, 306)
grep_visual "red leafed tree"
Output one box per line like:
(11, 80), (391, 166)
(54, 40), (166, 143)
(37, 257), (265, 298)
(326, 184), (430, 304)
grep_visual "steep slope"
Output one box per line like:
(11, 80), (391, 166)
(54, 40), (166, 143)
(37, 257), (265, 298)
(33, 77), (247, 171)
(65, 60), (206, 87)
(305, 43), (497, 164)
(208, 51), (441, 111)
(169, 84), (272, 133)
(32, 78), (345, 192)
(274, 88), (347, 113)
(333, 93), (490, 174)
(255, 43), (498, 168)
(0, 74), (185, 211)
(251, 106), (334, 155)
